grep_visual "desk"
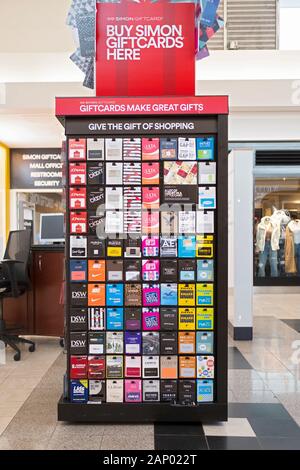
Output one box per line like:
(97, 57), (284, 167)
(4, 245), (65, 337)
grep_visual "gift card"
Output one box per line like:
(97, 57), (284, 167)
(142, 236), (159, 257)
(160, 237), (177, 257)
(88, 332), (105, 355)
(89, 379), (106, 403)
(123, 162), (141, 185)
(197, 379), (214, 402)
(124, 259), (141, 282)
(87, 138), (105, 161)
(196, 211), (214, 234)
(69, 139), (86, 161)
(106, 379), (124, 402)
(88, 355), (105, 379)
(197, 260), (214, 282)
(196, 235), (214, 258)
(179, 380), (196, 405)
(160, 260), (178, 283)
(196, 308), (214, 330)
(142, 187), (160, 210)
(87, 162), (105, 185)
(124, 238), (142, 258)
(142, 284), (160, 307)
(164, 162), (197, 185)
(142, 138), (159, 161)
(88, 237), (105, 258)
(160, 332), (177, 355)
(107, 239), (123, 257)
(88, 213), (105, 236)
(87, 187), (105, 211)
(123, 138), (141, 161)
(88, 284), (105, 307)
(123, 210), (142, 234)
(70, 283), (87, 307)
(142, 308), (160, 330)
(70, 380), (88, 403)
(162, 186), (198, 204)
(70, 212), (87, 234)
(160, 379), (177, 402)
(178, 236), (196, 258)
(106, 260), (123, 282)
(196, 137), (214, 161)
(160, 283), (177, 306)
(70, 307), (88, 331)
(70, 236), (87, 258)
(142, 260), (160, 282)
(88, 307), (105, 331)
(197, 355), (215, 379)
(70, 260), (87, 282)
(105, 138), (122, 161)
(198, 187), (216, 209)
(106, 308), (124, 331)
(125, 331), (142, 355)
(196, 284), (214, 307)
(106, 162), (123, 185)
(106, 210), (123, 234)
(142, 356), (159, 378)
(70, 355), (88, 379)
(179, 259), (196, 282)
(106, 332), (124, 354)
(178, 211), (196, 234)
(179, 356), (196, 378)
(161, 211), (178, 235)
(178, 284), (196, 307)
(198, 162), (216, 185)
(178, 137), (196, 160)
(70, 331), (87, 356)
(161, 356), (178, 379)
(143, 380), (160, 402)
(142, 332), (160, 355)
(69, 162), (86, 185)
(70, 187), (86, 210)
(178, 308), (196, 330)
(125, 379), (142, 402)
(196, 331), (214, 354)
(142, 162), (159, 185)
(125, 284), (142, 307)
(123, 187), (142, 210)
(160, 308), (178, 331)
(106, 186), (123, 210)
(125, 357), (142, 378)
(88, 260), (105, 282)
(178, 332), (196, 355)
(106, 284), (123, 307)
(160, 138), (177, 160)
(106, 356), (123, 379)
(125, 308), (141, 330)
(142, 211), (159, 234)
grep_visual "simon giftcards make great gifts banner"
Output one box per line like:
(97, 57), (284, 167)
(96, 2), (195, 96)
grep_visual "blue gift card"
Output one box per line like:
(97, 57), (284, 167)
(70, 260), (87, 282)
(160, 283), (178, 306)
(70, 379), (88, 403)
(196, 331), (214, 354)
(106, 308), (124, 330)
(197, 260), (214, 282)
(197, 379), (214, 402)
(106, 284), (124, 307)
(178, 236), (196, 258)
(125, 332), (142, 354)
(196, 137), (214, 161)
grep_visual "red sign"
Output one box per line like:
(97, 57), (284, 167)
(56, 96), (229, 117)
(96, 3), (195, 96)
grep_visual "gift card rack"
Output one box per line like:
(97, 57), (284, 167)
(56, 97), (228, 422)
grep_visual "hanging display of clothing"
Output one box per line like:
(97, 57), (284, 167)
(256, 217), (280, 278)
(285, 220), (300, 274)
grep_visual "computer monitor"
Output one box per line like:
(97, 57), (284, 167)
(40, 213), (65, 244)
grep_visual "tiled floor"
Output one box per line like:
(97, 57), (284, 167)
(0, 293), (299, 450)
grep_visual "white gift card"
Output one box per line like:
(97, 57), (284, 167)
(105, 138), (122, 161)
(125, 356), (142, 377)
(142, 356), (160, 378)
(87, 138), (105, 161)
(143, 379), (160, 402)
(106, 162), (123, 185)
(197, 211), (214, 234)
(198, 187), (216, 210)
(70, 236), (87, 258)
(179, 211), (196, 234)
(198, 162), (216, 185)
(178, 138), (196, 160)
(105, 187), (123, 210)
(105, 211), (123, 234)
(106, 380), (124, 402)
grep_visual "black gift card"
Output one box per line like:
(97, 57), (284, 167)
(70, 332), (87, 355)
(89, 380), (106, 403)
(163, 186), (198, 204)
(178, 380), (196, 405)
(125, 308), (142, 330)
(88, 187), (105, 210)
(106, 260), (123, 282)
(160, 332), (178, 355)
(160, 308), (178, 331)
(87, 162), (105, 185)
(160, 380), (177, 402)
(88, 212), (105, 236)
(124, 259), (141, 282)
(161, 260), (178, 282)
(88, 237), (105, 258)
(179, 259), (196, 282)
(70, 283), (87, 307)
(70, 308), (88, 331)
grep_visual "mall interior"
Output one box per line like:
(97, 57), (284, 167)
(0, 0), (300, 452)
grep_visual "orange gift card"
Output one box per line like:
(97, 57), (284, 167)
(179, 356), (196, 379)
(88, 260), (105, 282)
(88, 284), (105, 306)
(160, 356), (178, 379)
(178, 332), (196, 355)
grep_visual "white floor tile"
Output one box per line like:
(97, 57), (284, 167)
(203, 418), (256, 437)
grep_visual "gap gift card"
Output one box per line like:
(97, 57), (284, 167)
(125, 332), (142, 355)
(178, 211), (196, 234)
(69, 139), (86, 161)
(88, 260), (105, 282)
(106, 332), (124, 354)
(160, 138), (177, 160)
(143, 284), (160, 307)
(196, 137), (214, 161)
(178, 308), (196, 330)
(70, 355), (88, 379)
(160, 283), (177, 306)
(70, 379), (88, 403)
(125, 357), (142, 378)
(160, 380), (177, 402)
(196, 332), (214, 354)
(88, 332), (105, 355)
(179, 356), (196, 378)
(160, 332), (177, 355)
(197, 356), (215, 379)
(70, 212), (87, 234)
(105, 138), (122, 161)
(178, 284), (196, 307)
(106, 260), (123, 282)
(198, 162), (216, 185)
(160, 237), (177, 257)
(70, 332), (87, 355)
(70, 187), (86, 209)
(142, 308), (160, 331)
(88, 237), (105, 258)
(161, 356), (178, 379)
(142, 356), (159, 378)
(142, 236), (159, 257)
(179, 380), (196, 405)
(161, 260), (177, 283)
(197, 260), (214, 282)
(88, 284), (105, 307)
(164, 161), (197, 185)
(125, 380), (142, 402)
(178, 332), (196, 355)
(125, 308), (141, 331)
(178, 137), (196, 160)
(87, 138), (105, 161)
(124, 260), (141, 282)
(197, 379), (214, 403)
(106, 284), (123, 307)
(179, 259), (196, 282)
(88, 307), (105, 331)
(70, 283), (87, 307)
(163, 186), (198, 204)
(196, 234), (214, 258)
(198, 187), (216, 209)
(143, 380), (160, 402)
(106, 308), (124, 331)
(142, 332), (160, 355)
(124, 238), (142, 258)
(70, 236), (87, 258)
(87, 162), (105, 185)
(70, 308), (88, 331)
(107, 239), (123, 257)
(89, 380), (106, 403)
(70, 260), (87, 282)
(142, 211), (159, 234)
(106, 356), (123, 379)
(69, 162), (86, 185)
(87, 187), (105, 211)
(160, 308), (178, 331)
(142, 138), (159, 161)
(178, 236), (196, 258)
(196, 308), (214, 330)
(106, 162), (123, 185)
(123, 138), (142, 161)
(142, 260), (159, 282)
(123, 162), (141, 185)
(142, 187), (160, 210)
(106, 379), (124, 402)
(196, 284), (214, 306)
(125, 284), (142, 307)
(142, 162), (159, 185)
(88, 356), (105, 379)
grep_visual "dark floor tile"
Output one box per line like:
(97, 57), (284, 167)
(229, 403), (292, 420)
(258, 437), (300, 450)
(155, 423), (204, 437)
(207, 437), (261, 451)
(155, 435), (208, 451)
(280, 319), (300, 333)
(248, 417), (300, 438)
(228, 347), (252, 370)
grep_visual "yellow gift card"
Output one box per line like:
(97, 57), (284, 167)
(196, 308), (214, 330)
(178, 284), (195, 307)
(196, 235), (214, 258)
(178, 308), (196, 330)
(107, 246), (122, 257)
(196, 283), (213, 307)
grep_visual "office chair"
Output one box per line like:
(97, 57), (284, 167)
(0, 230), (35, 361)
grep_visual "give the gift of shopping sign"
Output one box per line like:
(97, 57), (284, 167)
(96, 2), (195, 96)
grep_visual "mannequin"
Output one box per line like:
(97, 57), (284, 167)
(285, 219), (300, 274)
(271, 208), (291, 275)
(256, 216), (280, 277)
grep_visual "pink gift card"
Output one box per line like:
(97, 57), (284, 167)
(142, 236), (159, 257)
(142, 260), (160, 282)
(142, 211), (160, 234)
(143, 285), (160, 307)
(142, 308), (160, 330)
(125, 379), (142, 403)
(142, 163), (160, 185)
(142, 187), (160, 210)
(142, 138), (160, 161)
